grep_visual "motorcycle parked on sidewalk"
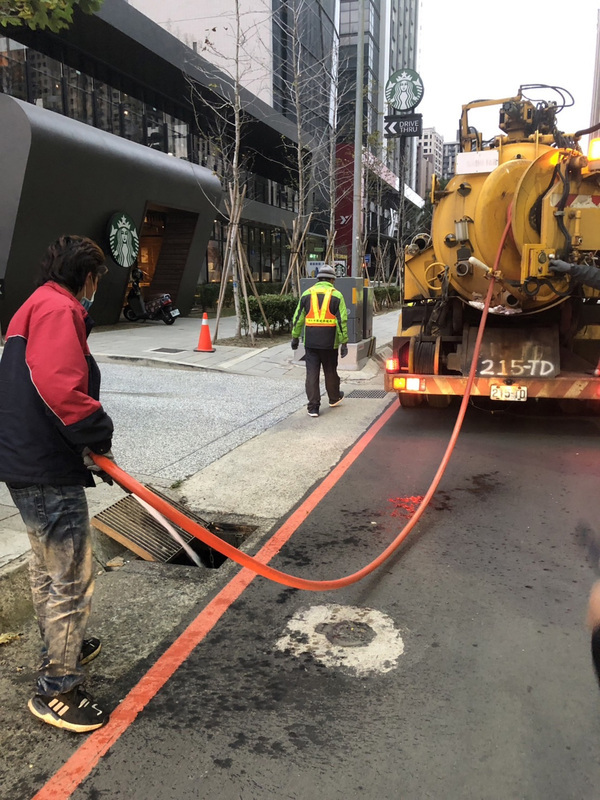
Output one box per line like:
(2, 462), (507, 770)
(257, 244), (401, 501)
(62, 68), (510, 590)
(123, 267), (180, 325)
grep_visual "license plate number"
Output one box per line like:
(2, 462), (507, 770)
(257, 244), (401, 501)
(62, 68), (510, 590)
(490, 384), (527, 402)
(171, 309), (180, 317)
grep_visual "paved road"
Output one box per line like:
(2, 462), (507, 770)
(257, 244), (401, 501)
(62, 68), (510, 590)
(5, 398), (600, 799)
(101, 361), (307, 485)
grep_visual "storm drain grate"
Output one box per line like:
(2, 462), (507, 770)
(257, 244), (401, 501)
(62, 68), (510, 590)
(151, 347), (186, 354)
(91, 488), (255, 568)
(346, 390), (388, 399)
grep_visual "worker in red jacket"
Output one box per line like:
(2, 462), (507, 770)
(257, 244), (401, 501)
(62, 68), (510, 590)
(0, 235), (114, 733)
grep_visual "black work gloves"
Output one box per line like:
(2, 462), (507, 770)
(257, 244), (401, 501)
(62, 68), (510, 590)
(291, 338), (299, 350)
(340, 343), (348, 358)
(549, 259), (572, 273)
(83, 447), (115, 485)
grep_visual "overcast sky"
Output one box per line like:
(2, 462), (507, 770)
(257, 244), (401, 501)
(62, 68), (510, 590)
(416, 0), (599, 143)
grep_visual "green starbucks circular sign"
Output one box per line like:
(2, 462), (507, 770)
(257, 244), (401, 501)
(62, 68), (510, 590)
(108, 212), (140, 268)
(385, 69), (424, 112)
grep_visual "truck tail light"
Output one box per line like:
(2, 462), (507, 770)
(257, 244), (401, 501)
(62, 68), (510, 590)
(387, 343), (410, 374)
(392, 377), (425, 392)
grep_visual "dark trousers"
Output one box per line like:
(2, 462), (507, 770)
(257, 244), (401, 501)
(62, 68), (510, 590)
(304, 347), (340, 412)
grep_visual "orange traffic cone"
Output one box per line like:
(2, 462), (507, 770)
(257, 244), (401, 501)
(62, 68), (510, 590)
(194, 312), (215, 352)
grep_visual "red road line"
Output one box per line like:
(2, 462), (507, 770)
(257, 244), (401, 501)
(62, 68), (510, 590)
(32, 400), (397, 800)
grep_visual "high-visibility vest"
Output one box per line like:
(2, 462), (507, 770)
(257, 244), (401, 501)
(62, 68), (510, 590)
(304, 287), (337, 327)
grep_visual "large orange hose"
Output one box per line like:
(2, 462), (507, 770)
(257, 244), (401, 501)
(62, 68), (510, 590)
(93, 208), (513, 591)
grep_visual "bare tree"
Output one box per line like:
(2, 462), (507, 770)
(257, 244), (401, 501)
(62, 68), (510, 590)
(184, 0), (277, 342)
(272, 0), (339, 293)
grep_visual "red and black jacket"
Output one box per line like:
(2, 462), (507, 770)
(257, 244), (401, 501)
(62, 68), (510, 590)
(0, 282), (113, 486)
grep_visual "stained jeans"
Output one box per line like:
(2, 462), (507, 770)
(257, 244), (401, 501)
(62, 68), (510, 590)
(7, 483), (93, 696)
(304, 347), (341, 412)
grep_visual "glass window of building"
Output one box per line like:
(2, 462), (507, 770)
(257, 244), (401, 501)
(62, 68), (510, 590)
(146, 106), (165, 151)
(120, 92), (144, 143)
(165, 112), (188, 159)
(64, 66), (93, 125)
(28, 51), (64, 114)
(0, 37), (27, 101)
(93, 80), (118, 134)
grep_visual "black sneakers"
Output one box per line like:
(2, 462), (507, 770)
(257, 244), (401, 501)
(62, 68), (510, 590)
(329, 392), (344, 407)
(307, 409), (319, 417)
(80, 637), (102, 666)
(28, 686), (110, 733)
(39, 637), (102, 671)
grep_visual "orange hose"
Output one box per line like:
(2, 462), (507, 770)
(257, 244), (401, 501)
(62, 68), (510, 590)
(93, 208), (513, 591)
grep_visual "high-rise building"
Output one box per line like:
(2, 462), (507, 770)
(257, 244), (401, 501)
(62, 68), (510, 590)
(336, 0), (422, 274)
(442, 141), (460, 181)
(128, 0), (421, 276)
(128, 0), (338, 252)
(419, 127), (443, 176)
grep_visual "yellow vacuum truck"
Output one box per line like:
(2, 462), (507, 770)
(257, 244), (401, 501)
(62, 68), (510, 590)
(385, 86), (600, 409)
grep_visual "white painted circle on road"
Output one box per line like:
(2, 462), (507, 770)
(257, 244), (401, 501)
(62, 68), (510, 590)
(275, 604), (405, 676)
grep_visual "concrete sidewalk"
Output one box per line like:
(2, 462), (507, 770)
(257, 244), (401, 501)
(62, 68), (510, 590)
(88, 309), (398, 379)
(0, 309), (398, 627)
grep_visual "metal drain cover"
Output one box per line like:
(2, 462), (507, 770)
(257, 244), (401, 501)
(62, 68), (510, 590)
(346, 390), (388, 399)
(151, 347), (186, 353)
(315, 620), (376, 647)
(91, 488), (252, 568)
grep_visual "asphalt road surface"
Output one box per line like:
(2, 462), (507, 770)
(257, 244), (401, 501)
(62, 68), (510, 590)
(99, 362), (306, 484)
(8, 399), (600, 799)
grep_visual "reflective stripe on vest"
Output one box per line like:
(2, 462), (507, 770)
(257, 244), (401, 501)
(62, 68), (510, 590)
(305, 287), (337, 326)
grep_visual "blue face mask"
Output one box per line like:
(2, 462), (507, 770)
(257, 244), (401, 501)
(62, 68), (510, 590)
(80, 292), (95, 312)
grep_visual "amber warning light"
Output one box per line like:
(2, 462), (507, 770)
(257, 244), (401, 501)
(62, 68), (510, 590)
(386, 357), (400, 373)
(587, 138), (600, 171)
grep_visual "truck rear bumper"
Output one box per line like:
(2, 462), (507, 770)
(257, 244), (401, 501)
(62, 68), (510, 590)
(384, 372), (600, 400)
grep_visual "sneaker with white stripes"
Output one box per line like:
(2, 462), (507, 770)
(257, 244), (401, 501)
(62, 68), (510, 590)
(28, 686), (109, 733)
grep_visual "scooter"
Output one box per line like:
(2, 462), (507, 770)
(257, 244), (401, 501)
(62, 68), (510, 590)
(123, 267), (180, 325)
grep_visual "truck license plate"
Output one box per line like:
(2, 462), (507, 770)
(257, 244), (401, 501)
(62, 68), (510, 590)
(490, 384), (527, 402)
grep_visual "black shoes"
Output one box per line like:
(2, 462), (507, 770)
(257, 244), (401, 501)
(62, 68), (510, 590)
(28, 686), (110, 733)
(307, 409), (319, 417)
(329, 392), (344, 407)
(80, 637), (102, 666)
(31, 637), (106, 732)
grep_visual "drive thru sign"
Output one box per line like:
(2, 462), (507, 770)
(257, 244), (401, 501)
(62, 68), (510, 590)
(384, 114), (422, 138)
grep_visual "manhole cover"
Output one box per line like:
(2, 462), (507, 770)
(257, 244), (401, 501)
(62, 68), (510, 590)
(346, 390), (388, 399)
(315, 620), (376, 647)
(151, 347), (186, 354)
(276, 605), (405, 675)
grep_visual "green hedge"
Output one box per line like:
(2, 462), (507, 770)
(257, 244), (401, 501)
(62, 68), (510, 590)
(374, 286), (401, 306)
(195, 282), (285, 311)
(241, 294), (298, 333)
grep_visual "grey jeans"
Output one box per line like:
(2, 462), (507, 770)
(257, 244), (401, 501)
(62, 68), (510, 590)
(7, 483), (94, 696)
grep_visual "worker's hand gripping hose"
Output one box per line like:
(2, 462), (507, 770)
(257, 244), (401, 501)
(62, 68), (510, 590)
(93, 207), (512, 591)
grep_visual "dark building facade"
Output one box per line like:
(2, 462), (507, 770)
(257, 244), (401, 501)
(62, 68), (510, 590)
(0, 0), (302, 325)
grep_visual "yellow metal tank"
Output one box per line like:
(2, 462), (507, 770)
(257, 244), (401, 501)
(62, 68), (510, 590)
(405, 93), (600, 314)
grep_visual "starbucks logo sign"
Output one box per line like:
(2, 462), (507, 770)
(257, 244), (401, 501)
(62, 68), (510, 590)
(108, 212), (140, 268)
(385, 69), (424, 112)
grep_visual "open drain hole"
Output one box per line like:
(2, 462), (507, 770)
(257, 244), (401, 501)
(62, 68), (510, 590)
(173, 519), (256, 569)
(92, 488), (256, 569)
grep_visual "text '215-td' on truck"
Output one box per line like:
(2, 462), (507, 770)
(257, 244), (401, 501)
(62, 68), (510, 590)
(385, 85), (600, 410)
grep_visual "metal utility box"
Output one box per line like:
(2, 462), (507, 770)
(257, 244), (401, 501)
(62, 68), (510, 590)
(299, 277), (364, 343)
